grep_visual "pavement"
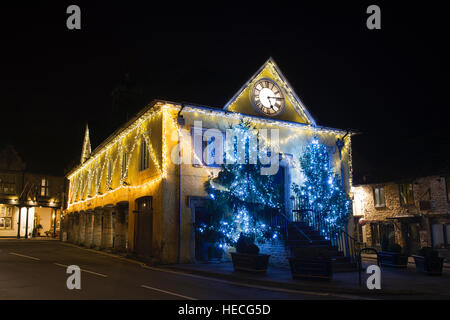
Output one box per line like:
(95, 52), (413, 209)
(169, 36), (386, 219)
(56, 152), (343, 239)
(167, 261), (450, 298)
(1, 239), (449, 300)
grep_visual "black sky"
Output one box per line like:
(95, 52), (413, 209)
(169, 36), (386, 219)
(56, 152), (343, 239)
(1, 1), (449, 182)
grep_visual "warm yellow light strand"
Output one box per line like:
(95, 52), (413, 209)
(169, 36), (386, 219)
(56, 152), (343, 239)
(68, 109), (168, 209)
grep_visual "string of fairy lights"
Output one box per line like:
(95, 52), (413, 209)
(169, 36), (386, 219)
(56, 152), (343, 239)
(67, 103), (353, 211)
(68, 107), (167, 208)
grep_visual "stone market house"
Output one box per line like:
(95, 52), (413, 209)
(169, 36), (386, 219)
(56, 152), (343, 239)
(63, 58), (355, 264)
(352, 173), (450, 258)
(0, 145), (65, 238)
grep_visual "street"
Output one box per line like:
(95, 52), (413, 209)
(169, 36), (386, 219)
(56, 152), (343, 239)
(0, 239), (361, 300)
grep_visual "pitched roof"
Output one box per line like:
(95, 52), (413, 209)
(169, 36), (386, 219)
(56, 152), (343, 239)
(223, 57), (316, 126)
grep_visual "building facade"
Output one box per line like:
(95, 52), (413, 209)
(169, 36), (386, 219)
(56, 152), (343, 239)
(352, 174), (450, 257)
(64, 58), (354, 264)
(0, 145), (65, 238)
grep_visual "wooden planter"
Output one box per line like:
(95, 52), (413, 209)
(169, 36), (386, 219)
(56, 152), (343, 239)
(413, 255), (444, 275)
(377, 251), (408, 268)
(231, 252), (270, 273)
(288, 257), (332, 281)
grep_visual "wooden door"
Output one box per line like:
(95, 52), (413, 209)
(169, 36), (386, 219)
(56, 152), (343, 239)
(134, 197), (153, 257)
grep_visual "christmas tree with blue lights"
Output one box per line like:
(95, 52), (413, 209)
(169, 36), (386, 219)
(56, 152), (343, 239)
(292, 138), (351, 231)
(203, 122), (283, 247)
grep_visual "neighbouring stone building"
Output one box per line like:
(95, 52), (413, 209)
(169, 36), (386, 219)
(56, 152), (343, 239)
(63, 58), (355, 265)
(0, 145), (65, 238)
(352, 173), (450, 258)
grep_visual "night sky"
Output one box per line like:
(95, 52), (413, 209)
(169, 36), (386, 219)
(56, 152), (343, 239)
(1, 2), (449, 183)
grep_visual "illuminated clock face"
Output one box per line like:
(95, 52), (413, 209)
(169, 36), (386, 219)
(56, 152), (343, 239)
(251, 79), (285, 116)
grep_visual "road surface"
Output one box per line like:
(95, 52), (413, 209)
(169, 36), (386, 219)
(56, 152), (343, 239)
(0, 239), (364, 300)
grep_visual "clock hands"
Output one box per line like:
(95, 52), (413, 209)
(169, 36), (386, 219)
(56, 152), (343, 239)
(267, 96), (282, 111)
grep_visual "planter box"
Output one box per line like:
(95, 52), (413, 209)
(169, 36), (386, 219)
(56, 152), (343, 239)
(377, 251), (408, 268)
(288, 257), (332, 281)
(413, 255), (444, 275)
(231, 252), (270, 273)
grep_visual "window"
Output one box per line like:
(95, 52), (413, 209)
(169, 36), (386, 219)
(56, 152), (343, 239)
(370, 222), (395, 249)
(431, 224), (449, 248)
(380, 223), (396, 250)
(96, 169), (101, 192)
(107, 160), (112, 183)
(40, 178), (49, 197)
(87, 170), (93, 196)
(192, 127), (224, 167)
(0, 175), (16, 194)
(0, 206), (13, 229)
(139, 139), (149, 171)
(373, 186), (386, 208)
(370, 224), (380, 247)
(204, 133), (224, 167)
(446, 177), (450, 201)
(399, 183), (414, 206)
(121, 152), (128, 178)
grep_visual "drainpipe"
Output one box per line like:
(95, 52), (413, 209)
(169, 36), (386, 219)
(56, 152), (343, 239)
(336, 131), (350, 255)
(177, 104), (185, 264)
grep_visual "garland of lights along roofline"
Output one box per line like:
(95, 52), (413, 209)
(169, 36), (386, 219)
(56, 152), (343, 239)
(68, 108), (167, 209)
(69, 134), (160, 208)
(68, 122), (352, 210)
(68, 106), (177, 209)
(185, 106), (352, 184)
(68, 103), (348, 182)
(67, 104), (352, 210)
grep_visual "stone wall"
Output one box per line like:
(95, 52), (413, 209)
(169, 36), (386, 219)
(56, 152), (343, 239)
(352, 175), (450, 249)
(259, 239), (290, 268)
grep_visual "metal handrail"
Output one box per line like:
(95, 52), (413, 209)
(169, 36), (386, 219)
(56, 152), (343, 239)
(292, 204), (361, 261)
(338, 223), (360, 260)
(277, 210), (313, 244)
(357, 247), (379, 287)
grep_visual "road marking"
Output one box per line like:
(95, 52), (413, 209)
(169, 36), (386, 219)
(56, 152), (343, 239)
(58, 242), (375, 300)
(140, 265), (375, 300)
(9, 252), (40, 261)
(53, 263), (108, 278)
(141, 284), (197, 300)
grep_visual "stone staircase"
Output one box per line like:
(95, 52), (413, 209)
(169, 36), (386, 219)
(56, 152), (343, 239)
(286, 221), (357, 272)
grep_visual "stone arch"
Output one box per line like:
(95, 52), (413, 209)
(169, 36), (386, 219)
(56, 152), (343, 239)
(83, 210), (94, 247)
(78, 211), (86, 245)
(113, 201), (129, 252)
(92, 207), (103, 248)
(101, 204), (114, 249)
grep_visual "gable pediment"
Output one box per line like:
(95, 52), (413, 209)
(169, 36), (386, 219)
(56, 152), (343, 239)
(223, 58), (316, 125)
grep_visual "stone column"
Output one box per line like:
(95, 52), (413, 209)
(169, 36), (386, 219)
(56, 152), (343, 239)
(84, 210), (94, 247)
(73, 213), (80, 244)
(92, 208), (103, 248)
(60, 214), (68, 241)
(422, 216), (432, 247)
(113, 203), (129, 252)
(101, 207), (114, 249)
(67, 214), (74, 242)
(78, 212), (86, 245)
